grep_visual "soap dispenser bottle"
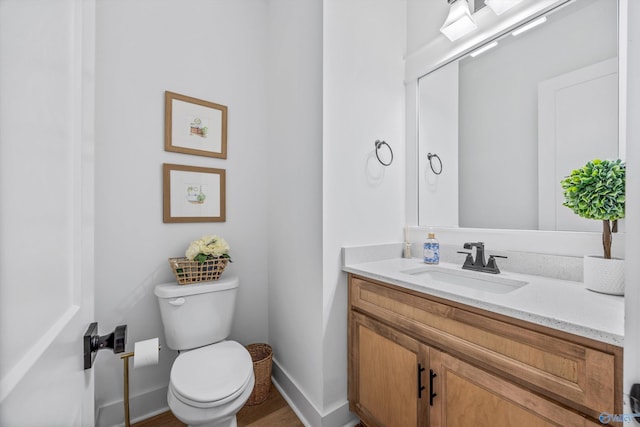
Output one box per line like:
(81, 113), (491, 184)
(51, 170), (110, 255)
(423, 232), (440, 264)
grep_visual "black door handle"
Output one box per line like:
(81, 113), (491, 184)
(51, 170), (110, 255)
(429, 369), (437, 406)
(417, 363), (426, 398)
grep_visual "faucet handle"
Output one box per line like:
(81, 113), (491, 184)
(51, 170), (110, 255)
(485, 255), (507, 274)
(457, 251), (474, 267)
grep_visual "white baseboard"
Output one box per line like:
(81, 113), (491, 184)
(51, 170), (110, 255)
(271, 357), (358, 427)
(96, 385), (169, 427)
(97, 359), (359, 427)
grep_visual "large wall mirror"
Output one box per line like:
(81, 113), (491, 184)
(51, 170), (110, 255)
(418, 0), (619, 232)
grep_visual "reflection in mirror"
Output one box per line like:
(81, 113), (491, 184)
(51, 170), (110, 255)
(470, 0), (488, 13)
(418, 0), (618, 232)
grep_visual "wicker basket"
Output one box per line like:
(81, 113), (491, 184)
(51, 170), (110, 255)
(246, 343), (273, 406)
(168, 257), (229, 285)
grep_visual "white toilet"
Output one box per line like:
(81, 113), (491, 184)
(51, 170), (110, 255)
(155, 276), (255, 427)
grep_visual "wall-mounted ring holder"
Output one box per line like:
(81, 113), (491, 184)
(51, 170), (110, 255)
(374, 140), (393, 166)
(427, 152), (443, 175)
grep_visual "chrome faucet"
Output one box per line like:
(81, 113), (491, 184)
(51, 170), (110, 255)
(457, 242), (507, 274)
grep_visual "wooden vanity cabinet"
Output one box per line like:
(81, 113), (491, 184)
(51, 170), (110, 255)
(347, 274), (622, 427)
(350, 312), (429, 427)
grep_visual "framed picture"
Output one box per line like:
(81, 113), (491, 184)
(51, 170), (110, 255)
(163, 163), (226, 223)
(165, 91), (227, 158)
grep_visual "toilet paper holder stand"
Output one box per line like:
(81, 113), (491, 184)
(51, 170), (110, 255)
(83, 322), (160, 427)
(120, 343), (161, 427)
(120, 351), (135, 427)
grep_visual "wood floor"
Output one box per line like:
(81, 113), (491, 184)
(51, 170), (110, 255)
(132, 387), (304, 427)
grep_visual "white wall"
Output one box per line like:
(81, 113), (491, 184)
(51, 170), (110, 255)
(266, 2), (407, 425)
(94, 1), (270, 423)
(322, 0), (406, 421)
(406, 0), (445, 57)
(266, 0), (325, 420)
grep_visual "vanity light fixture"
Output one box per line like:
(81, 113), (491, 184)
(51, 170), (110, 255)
(484, 0), (525, 16)
(440, 0), (478, 42)
(512, 16), (547, 36)
(470, 41), (498, 57)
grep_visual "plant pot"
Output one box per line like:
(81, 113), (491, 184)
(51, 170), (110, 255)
(583, 255), (625, 296)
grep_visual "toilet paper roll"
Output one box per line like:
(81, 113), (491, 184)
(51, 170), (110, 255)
(133, 338), (159, 368)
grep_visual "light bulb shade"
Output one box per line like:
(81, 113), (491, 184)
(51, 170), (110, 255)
(440, 0), (478, 42)
(485, 0), (525, 15)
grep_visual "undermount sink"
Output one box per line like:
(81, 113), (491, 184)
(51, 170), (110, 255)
(402, 265), (528, 294)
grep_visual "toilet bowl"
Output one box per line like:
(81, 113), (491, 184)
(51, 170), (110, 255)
(154, 277), (255, 427)
(167, 341), (255, 427)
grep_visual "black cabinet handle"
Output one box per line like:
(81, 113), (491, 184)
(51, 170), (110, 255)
(429, 369), (438, 406)
(631, 383), (640, 423)
(417, 363), (426, 398)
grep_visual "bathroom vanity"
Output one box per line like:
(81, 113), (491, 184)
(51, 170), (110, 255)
(344, 258), (623, 427)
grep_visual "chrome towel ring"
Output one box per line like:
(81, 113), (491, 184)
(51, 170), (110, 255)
(427, 152), (442, 175)
(375, 140), (393, 166)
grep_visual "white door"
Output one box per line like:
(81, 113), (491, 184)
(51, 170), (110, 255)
(0, 0), (96, 425)
(538, 57), (619, 231)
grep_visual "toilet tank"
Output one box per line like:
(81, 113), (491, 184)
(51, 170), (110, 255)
(154, 276), (239, 351)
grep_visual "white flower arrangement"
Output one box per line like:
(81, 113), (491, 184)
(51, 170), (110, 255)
(185, 235), (232, 264)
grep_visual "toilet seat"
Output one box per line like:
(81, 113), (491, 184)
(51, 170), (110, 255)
(170, 341), (254, 409)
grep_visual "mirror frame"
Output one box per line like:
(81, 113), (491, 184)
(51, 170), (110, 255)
(404, 0), (625, 258)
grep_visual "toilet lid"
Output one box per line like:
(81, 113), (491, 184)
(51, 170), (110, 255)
(171, 341), (254, 408)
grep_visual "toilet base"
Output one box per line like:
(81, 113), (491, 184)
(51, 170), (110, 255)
(167, 375), (254, 427)
(186, 415), (237, 427)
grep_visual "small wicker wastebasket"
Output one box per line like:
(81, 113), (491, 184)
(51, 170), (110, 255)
(246, 343), (273, 406)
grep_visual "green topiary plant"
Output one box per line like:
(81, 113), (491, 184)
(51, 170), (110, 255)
(560, 158), (625, 259)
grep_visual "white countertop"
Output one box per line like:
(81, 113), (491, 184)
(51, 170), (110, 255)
(343, 257), (624, 346)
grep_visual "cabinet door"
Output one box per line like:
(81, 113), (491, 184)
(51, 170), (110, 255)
(350, 275), (619, 418)
(429, 350), (601, 427)
(349, 312), (429, 427)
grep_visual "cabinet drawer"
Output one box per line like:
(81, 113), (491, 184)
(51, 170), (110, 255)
(349, 275), (620, 418)
(430, 349), (602, 427)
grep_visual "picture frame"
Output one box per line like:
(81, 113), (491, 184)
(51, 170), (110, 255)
(165, 91), (228, 159)
(163, 163), (226, 223)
